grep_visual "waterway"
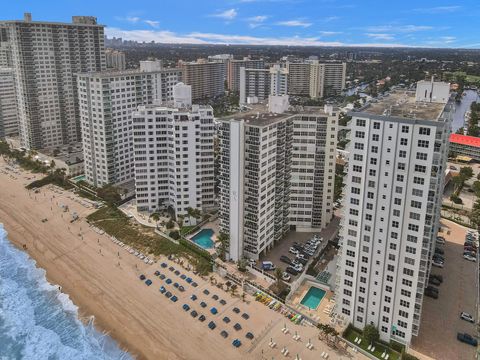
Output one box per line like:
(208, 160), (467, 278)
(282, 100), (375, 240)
(452, 89), (479, 132)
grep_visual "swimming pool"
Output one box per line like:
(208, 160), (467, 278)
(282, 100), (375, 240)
(300, 287), (326, 310)
(191, 229), (215, 249)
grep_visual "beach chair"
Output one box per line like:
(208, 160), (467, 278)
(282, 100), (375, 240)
(323, 353), (329, 359)
(284, 349), (289, 357)
(381, 352), (386, 358)
(367, 344), (372, 351)
(357, 339), (362, 345)
(321, 352), (325, 357)
(371, 346), (375, 352)
(385, 355), (389, 360)
(354, 337), (359, 343)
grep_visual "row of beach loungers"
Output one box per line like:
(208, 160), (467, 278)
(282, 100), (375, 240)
(254, 292), (304, 325)
(104, 231), (154, 265)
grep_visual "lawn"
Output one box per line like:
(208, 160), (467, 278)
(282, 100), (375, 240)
(180, 225), (197, 236)
(343, 327), (401, 360)
(87, 206), (212, 275)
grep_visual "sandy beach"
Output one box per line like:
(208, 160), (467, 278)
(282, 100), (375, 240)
(0, 158), (364, 360)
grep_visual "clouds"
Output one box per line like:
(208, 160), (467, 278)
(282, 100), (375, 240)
(247, 15), (268, 28)
(115, 15), (160, 28)
(210, 9), (238, 20)
(276, 19), (312, 27)
(365, 33), (395, 41)
(413, 6), (461, 14)
(144, 20), (160, 28)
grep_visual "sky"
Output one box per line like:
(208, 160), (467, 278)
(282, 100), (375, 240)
(3, 0), (480, 48)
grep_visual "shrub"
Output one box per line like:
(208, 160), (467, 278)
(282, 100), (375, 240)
(363, 324), (379, 345)
(450, 194), (463, 204)
(170, 230), (180, 240)
(166, 219), (175, 229)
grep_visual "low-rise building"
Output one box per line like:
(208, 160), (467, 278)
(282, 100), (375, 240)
(449, 133), (480, 161)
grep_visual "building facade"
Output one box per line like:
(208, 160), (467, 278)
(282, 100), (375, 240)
(178, 59), (224, 100)
(1, 13), (106, 149)
(219, 106), (337, 261)
(0, 67), (18, 137)
(337, 85), (453, 346)
(449, 133), (480, 161)
(310, 62), (346, 98)
(132, 104), (215, 216)
(286, 62), (310, 96)
(239, 67), (270, 104)
(105, 48), (126, 70)
(227, 58), (265, 92)
(270, 64), (288, 96)
(78, 67), (181, 187)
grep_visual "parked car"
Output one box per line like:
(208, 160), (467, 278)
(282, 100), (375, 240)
(460, 312), (475, 323)
(280, 255), (292, 265)
(464, 246), (477, 253)
(430, 274), (443, 283)
(285, 266), (299, 276)
(432, 261), (444, 268)
(428, 277), (441, 286)
(296, 258), (308, 266)
(457, 333), (478, 346)
(425, 286), (439, 294)
(436, 236), (445, 245)
(463, 254), (476, 262)
(434, 248), (444, 255)
(198, 315), (206, 322)
(424, 289), (438, 299)
(289, 247), (299, 255)
(464, 250), (476, 257)
(433, 254), (445, 262)
(261, 261), (276, 271)
(282, 272), (291, 281)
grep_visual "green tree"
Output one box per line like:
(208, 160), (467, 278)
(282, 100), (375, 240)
(217, 231), (229, 261)
(150, 212), (160, 222)
(274, 267), (283, 287)
(472, 181), (480, 197)
(363, 324), (380, 345)
(166, 219), (175, 229)
(96, 184), (121, 205)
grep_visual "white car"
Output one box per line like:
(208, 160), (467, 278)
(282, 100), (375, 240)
(460, 312), (475, 323)
(432, 261), (444, 268)
(464, 254), (476, 262)
(282, 272), (291, 281)
(293, 264), (303, 272)
(289, 247), (299, 255)
(436, 237), (445, 245)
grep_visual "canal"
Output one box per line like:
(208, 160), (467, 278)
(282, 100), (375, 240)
(452, 89), (479, 132)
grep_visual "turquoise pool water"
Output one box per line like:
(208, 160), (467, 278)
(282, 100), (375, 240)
(191, 229), (214, 249)
(300, 287), (326, 310)
(72, 174), (86, 183)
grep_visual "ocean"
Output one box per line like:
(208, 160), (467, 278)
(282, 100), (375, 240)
(0, 224), (133, 360)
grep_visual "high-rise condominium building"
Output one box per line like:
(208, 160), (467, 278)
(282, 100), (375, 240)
(270, 64), (289, 96)
(105, 48), (126, 70)
(337, 81), (453, 346)
(219, 105), (338, 261)
(239, 68), (270, 104)
(227, 58), (265, 92)
(78, 66), (182, 187)
(310, 62), (346, 98)
(207, 54), (233, 81)
(286, 62), (311, 96)
(178, 59), (224, 100)
(132, 104), (215, 216)
(0, 27), (11, 67)
(0, 13), (106, 149)
(0, 67), (18, 138)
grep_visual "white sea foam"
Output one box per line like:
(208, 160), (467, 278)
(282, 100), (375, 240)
(0, 224), (133, 360)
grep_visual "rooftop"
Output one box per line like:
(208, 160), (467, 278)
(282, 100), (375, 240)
(357, 90), (449, 121)
(220, 104), (333, 126)
(449, 133), (480, 148)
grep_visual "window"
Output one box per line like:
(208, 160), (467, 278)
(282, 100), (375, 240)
(402, 279), (412, 287)
(395, 186), (403, 194)
(412, 189), (423, 197)
(400, 300), (410, 308)
(413, 176), (425, 185)
(397, 174), (404, 182)
(411, 200), (422, 209)
(366, 203), (373, 210)
(354, 143), (364, 150)
(372, 146), (378, 153)
(352, 176), (361, 184)
(406, 246), (416, 254)
(401, 289), (411, 297)
(408, 224), (419, 232)
(351, 187), (360, 194)
(369, 169), (376, 176)
(399, 310), (409, 318)
(356, 119), (366, 127)
(390, 243), (397, 250)
(401, 125), (409, 133)
(373, 134), (379, 141)
(353, 165), (362, 172)
(351, 198), (360, 205)
(393, 209), (400, 217)
(407, 235), (418, 243)
(414, 165), (426, 173)
(418, 140), (429, 148)
(409, 212), (420, 220)
(394, 198), (402, 205)
(373, 122), (380, 129)
(399, 150), (406, 158)
(405, 257), (415, 265)
(403, 268), (414, 276)
(416, 152), (427, 160)
(400, 138), (408, 145)
(398, 163), (406, 170)
(419, 127), (431, 135)
(370, 158), (377, 165)
(355, 131), (365, 139)
(354, 154), (363, 161)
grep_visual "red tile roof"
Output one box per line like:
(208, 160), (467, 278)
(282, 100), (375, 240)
(450, 134), (480, 148)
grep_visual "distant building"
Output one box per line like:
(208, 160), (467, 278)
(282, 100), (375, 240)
(179, 59), (224, 100)
(218, 105), (338, 261)
(310, 61), (346, 98)
(0, 27), (11, 67)
(132, 104), (215, 216)
(105, 48), (126, 70)
(227, 58), (265, 92)
(0, 13), (106, 149)
(286, 62), (311, 96)
(0, 67), (18, 138)
(449, 134), (480, 161)
(173, 82), (192, 108)
(208, 54), (233, 81)
(239, 67), (270, 104)
(78, 67), (182, 187)
(270, 64), (288, 96)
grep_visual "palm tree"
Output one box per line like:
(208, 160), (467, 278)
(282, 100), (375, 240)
(274, 267), (283, 287)
(150, 212), (160, 222)
(217, 232), (229, 261)
(230, 284), (238, 297)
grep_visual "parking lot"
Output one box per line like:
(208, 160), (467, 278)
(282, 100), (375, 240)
(411, 219), (478, 360)
(258, 216), (340, 281)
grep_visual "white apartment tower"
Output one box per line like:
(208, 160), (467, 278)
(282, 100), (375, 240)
(132, 104), (215, 216)
(337, 82), (453, 346)
(178, 59), (224, 100)
(227, 58), (265, 92)
(270, 65), (288, 96)
(0, 13), (106, 149)
(0, 67), (18, 137)
(105, 48), (126, 70)
(219, 106), (338, 261)
(310, 62), (346, 98)
(78, 67), (182, 187)
(239, 67), (270, 104)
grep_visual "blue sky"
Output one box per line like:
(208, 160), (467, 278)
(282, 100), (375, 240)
(4, 0), (480, 48)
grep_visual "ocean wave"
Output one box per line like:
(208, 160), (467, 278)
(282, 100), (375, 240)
(0, 224), (133, 360)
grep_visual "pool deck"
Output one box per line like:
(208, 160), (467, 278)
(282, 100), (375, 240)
(188, 228), (217, 254)
(289, 283), (345, 331)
